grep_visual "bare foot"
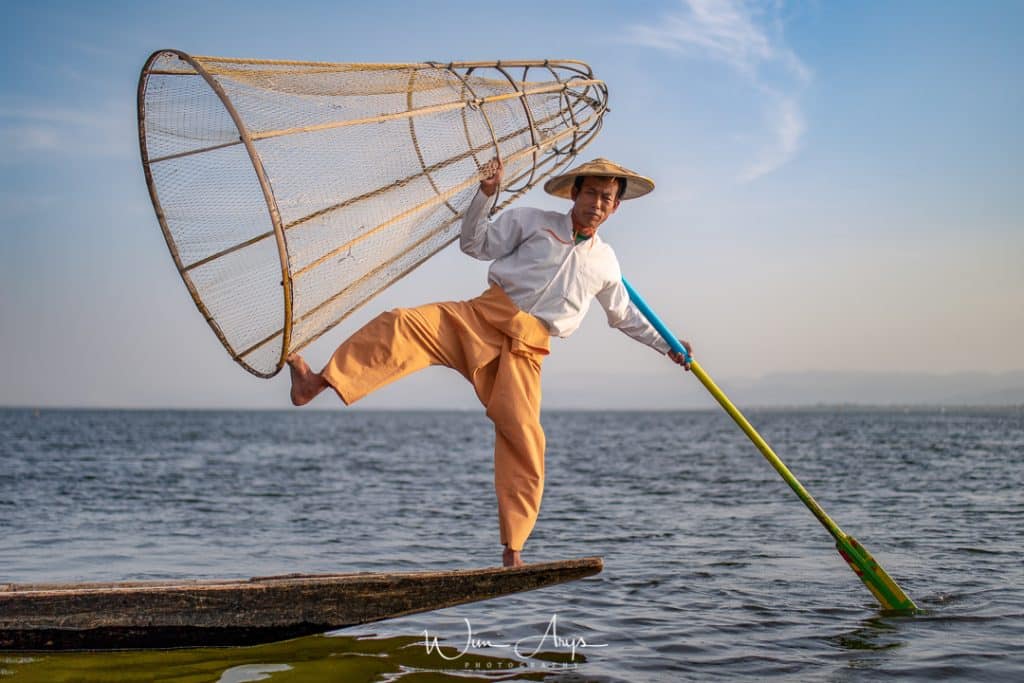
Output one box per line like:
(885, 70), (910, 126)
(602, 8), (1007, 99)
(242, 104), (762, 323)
(287, 353), (328, 406)
(502, 547), (524, 568)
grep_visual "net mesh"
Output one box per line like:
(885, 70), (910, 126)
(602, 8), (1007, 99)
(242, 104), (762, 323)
(138, 51), (609, 377)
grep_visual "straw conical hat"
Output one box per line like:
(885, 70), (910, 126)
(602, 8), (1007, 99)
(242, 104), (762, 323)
(543, 157), (654, 200)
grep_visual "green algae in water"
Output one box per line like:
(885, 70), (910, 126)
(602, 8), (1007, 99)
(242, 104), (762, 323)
(0, 633), (582, 682)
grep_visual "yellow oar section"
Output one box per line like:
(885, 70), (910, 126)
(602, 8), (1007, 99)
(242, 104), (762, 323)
(689, 361), (916, 610)
(623, 278), (917, 612)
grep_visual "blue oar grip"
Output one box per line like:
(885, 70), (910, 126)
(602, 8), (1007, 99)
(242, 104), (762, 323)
(622, 277), (691, 362)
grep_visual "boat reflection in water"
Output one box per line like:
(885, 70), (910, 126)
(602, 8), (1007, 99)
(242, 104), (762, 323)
(1, 629), (590, 682)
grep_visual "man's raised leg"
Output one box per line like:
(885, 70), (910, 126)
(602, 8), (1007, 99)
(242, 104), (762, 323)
(288, 304), (455, 408)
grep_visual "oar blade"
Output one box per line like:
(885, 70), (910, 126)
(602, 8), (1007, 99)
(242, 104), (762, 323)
(836, 534), (917, 612)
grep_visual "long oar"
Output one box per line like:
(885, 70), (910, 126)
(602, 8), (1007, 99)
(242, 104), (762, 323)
(623, 277), (917, 612)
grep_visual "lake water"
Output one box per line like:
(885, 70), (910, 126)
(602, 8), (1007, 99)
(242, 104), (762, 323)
(1, 408), (1022, 681)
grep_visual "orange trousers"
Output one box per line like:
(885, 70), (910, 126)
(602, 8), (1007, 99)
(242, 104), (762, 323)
(321, 284), (551, 551)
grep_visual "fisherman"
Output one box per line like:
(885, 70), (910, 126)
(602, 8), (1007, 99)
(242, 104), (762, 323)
(286, 157), (691, 567)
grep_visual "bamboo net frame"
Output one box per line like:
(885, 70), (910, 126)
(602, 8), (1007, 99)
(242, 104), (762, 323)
(137, 50), (608, 377)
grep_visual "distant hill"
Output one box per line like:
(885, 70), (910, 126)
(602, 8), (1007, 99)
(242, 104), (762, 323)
(724, 371), (1024, 408)
(538, 370), (1024, 410)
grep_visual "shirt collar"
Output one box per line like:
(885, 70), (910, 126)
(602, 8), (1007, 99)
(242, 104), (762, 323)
(564, 210), (600, 251)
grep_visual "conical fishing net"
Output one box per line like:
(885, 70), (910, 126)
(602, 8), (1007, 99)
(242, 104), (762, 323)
(137, 50), (609, 377)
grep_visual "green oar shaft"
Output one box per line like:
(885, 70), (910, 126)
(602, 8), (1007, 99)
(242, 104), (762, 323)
(687, 359), (844, 540)
(622, 277), (917, 611)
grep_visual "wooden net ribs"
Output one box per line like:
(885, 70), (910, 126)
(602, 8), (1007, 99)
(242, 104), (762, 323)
(234, 112), (604, 362)
(146, 79), (600, 165)
(138, 50), (609, 377)
(177, 99), (601, 275)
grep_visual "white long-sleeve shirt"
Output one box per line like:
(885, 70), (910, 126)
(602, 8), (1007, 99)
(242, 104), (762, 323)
(460, 190), (671, 354)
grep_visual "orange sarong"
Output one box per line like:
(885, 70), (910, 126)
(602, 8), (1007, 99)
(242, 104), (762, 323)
(321, 284), (551, 551)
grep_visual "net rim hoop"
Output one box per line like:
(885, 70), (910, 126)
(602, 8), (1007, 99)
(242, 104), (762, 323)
(189, 56), (595, 70)
(137, 48), (293, 379)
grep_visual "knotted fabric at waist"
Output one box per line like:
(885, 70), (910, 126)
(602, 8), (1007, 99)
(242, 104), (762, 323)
(472, 283), (551, 358)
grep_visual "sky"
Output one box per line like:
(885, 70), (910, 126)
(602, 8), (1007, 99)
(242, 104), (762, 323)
(0, 1), (1021, 409)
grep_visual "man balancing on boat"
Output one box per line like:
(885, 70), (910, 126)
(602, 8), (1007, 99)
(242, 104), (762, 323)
(286, 157), (692, 568)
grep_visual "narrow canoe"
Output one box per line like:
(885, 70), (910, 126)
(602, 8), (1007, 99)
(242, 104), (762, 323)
(0, 557), (603, 651)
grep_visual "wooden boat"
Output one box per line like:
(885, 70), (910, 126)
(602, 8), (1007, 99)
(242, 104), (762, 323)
(0, 557), (602, 651)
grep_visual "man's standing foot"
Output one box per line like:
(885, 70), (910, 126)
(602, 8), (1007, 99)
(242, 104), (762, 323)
(502, 547), (524, 568)
(287, 353), (328, 406)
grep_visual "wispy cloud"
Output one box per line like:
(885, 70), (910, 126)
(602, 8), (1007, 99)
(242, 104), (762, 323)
(0, 101), (135, 161)
(626, 0), (811, 181)
(737, 91), (804, 182)
(1, 124), (61, 153)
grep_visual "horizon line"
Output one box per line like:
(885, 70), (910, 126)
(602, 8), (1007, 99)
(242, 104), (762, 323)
(3, 403), (1022, 412)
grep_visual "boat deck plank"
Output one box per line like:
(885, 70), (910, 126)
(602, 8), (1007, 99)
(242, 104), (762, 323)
(0, 557), (603, 651)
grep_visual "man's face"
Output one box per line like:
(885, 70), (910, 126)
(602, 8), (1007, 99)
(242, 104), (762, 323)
(570, 176), (621, 237)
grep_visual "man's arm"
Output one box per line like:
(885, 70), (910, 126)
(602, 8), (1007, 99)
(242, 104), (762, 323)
(460, 158), (526, 260)
(596, 279), (693, 370)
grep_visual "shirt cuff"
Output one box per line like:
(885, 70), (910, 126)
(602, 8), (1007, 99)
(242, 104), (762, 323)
(466, 188), (490, 218)
(652, 336), (672, 355)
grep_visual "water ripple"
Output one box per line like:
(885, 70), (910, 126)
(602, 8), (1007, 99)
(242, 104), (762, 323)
(1, 408), (1022, 681)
